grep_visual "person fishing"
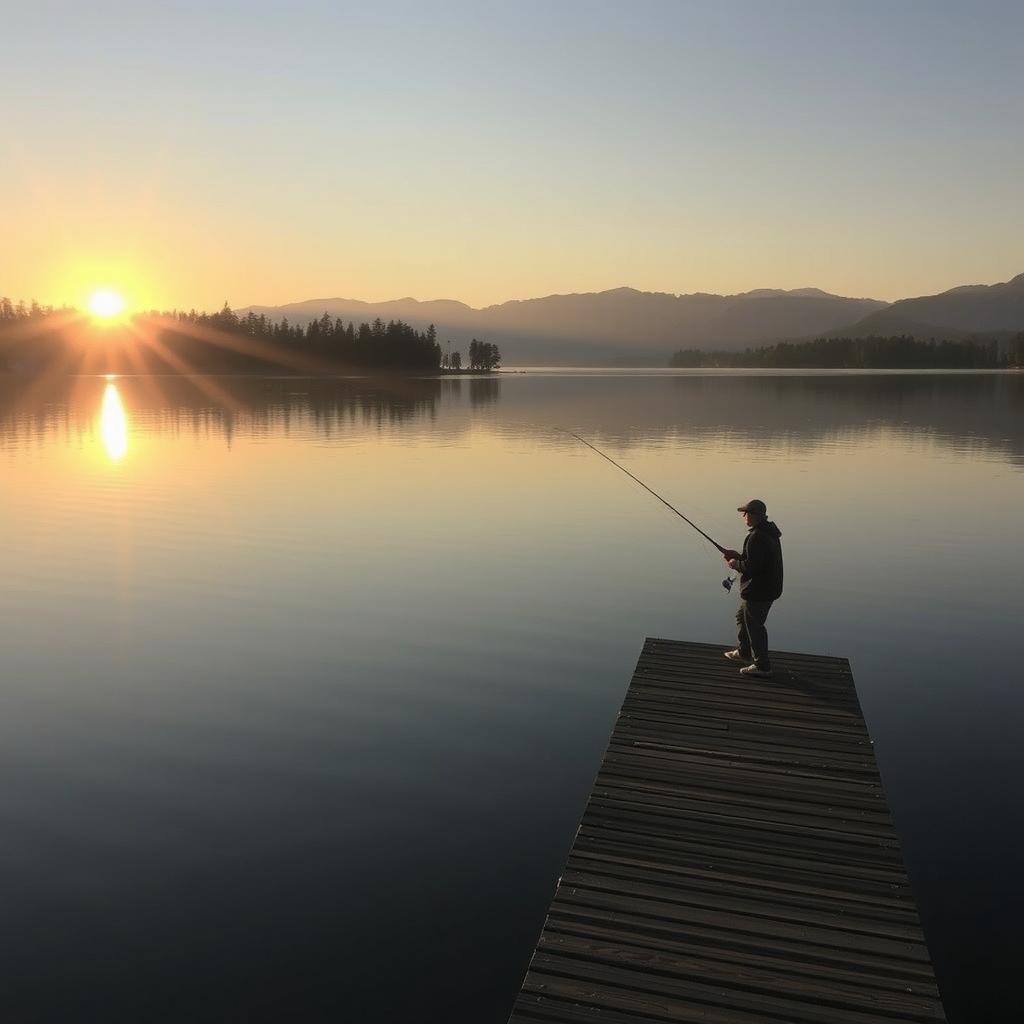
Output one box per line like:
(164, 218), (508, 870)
(560, 434), (784, 677)
(722, 499), (783, 678)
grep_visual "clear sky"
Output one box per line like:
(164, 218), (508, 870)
(3, 0), (1022, 312)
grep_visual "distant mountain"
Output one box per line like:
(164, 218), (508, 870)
(241, 286), (887, 365)
(831, 273), (1024, 341)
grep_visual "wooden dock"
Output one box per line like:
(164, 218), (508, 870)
(509, 638), (946, 1023)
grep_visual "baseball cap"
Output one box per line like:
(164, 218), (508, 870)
(737, 499), (767, 515)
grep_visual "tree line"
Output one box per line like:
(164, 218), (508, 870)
(0, 300), (502, 374)
(669, 334), (1024, 369)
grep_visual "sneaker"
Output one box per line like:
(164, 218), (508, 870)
(739, 664), (774, 678)
(723, 649), (751, 662)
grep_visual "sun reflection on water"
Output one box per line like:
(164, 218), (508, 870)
(100, 381), (129, 461)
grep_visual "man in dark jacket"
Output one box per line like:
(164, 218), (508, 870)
(721, 499), (783, 678)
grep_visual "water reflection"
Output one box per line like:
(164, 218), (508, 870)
(0, 374), (448, 449)
(469, 376), (501, 408)
(0, 369), (1021, 1023)
(100, 381), (128, 461)
(0, 372), (1021, 465)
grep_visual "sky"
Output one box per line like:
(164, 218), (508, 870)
(2, 0), (1022, 312)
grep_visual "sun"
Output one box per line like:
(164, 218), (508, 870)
(88, 289), (127, 320)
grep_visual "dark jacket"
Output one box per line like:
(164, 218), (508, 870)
(737, 520), (783, 602)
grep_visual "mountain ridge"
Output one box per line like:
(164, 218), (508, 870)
(240, 275), (1023, 365)
(830, 274), (1024, 341)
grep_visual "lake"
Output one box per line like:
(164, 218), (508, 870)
(1, 369), (1021, 1022)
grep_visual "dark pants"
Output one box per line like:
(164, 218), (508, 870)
(736, 599), (773, 669)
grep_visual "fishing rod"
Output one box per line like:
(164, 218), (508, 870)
(560, 430), (738, 591)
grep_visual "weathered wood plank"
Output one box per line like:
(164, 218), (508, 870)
(574, 823), (913, 890)
(507, 638), (946, 1023)
(535, 935), (946, 1022)
(541, 914), (940, 995)
(565, 849), (920, 919)
(562, 855), (923, 926)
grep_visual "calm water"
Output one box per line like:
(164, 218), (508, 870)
(1, 370), (1022, 1022)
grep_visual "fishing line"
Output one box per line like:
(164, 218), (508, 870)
(559, 429), (737, 591)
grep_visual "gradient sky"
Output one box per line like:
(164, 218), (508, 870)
(3, 0), (1022, 311)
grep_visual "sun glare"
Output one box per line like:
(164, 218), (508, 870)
(88, 289), (127, 320)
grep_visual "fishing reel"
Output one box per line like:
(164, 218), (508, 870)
(722, 576), (736, 593)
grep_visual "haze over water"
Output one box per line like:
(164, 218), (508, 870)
(1, 370), (1021, 1022)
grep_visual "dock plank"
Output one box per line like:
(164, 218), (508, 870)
(508, 638), (946, 1023)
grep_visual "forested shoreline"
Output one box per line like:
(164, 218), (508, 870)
(4, 298), (1023, 371)
(0, 300), (501, 374)
(670, 334), (1024, 369)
